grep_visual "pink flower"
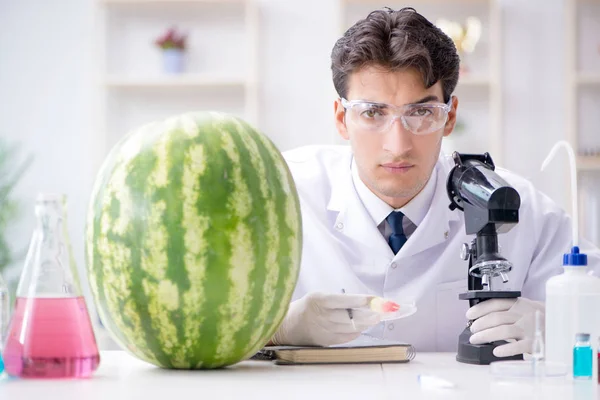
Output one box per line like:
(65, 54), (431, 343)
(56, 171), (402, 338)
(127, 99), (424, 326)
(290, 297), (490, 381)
(155, 27), (187, 50)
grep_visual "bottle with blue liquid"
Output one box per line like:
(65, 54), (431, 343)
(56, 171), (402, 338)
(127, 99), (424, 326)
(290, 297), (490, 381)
(573, 333), (593, 379)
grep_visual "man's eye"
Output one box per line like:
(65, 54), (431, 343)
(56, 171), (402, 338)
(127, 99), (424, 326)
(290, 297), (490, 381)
(410, 108), (432, 117)
(360, 108), (383, 118)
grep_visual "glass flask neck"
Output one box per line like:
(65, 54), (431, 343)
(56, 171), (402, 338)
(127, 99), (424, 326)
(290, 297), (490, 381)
(16, 193), (81, 298)
(35, 194), (66, 240)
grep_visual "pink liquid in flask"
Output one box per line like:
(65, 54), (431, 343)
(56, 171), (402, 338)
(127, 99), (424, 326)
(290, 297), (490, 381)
(3, 296), (100, 379)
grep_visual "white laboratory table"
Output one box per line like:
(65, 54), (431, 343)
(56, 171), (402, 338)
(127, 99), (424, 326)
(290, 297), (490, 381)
(0, 351), (598, 400)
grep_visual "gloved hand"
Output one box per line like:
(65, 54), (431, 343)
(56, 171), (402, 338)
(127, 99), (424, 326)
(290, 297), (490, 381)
(466, 297), (545, 358)
(270, 292), (382, 347)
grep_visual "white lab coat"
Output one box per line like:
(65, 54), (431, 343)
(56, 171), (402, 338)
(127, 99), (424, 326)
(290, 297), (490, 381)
(282, 145), (600, 352)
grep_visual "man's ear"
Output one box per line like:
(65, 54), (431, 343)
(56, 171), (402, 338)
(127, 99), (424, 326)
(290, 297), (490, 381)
(443, 96), (459, 137)
(334, 99), (350, 141)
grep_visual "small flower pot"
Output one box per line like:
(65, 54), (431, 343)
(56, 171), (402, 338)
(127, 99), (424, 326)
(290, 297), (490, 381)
(162, 48), (185, 74)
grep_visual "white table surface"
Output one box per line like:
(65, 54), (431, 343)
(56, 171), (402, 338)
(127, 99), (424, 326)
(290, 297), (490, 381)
(0, 350), (598, 400)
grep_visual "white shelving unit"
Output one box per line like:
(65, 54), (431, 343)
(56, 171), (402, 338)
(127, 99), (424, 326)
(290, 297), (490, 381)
(565, 0), (600, 246)
(577, 73), (600, 85)
(90, 0), (259, 348)
(102, 0), (245, 3)
(566, 0), (600, 163)
(104, 74), (248, 88)
(336, 0), (503, 165)
(92, 0), (259, 174)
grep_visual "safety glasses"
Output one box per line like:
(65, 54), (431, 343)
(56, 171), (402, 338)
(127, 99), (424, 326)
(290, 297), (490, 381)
(341, 97), (452, 135)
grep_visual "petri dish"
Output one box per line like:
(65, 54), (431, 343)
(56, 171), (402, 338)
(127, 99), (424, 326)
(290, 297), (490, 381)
(490, 360), (568, 379)
(367, 297), (417, 321)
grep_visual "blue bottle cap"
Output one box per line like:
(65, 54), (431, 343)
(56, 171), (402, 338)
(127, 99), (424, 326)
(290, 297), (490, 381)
(563, 246), (588, 266)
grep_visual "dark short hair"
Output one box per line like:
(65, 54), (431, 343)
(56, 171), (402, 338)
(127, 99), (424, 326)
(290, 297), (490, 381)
(331, 7), (460, 103)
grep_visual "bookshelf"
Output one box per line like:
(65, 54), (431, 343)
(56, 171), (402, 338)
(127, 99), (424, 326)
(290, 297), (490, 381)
(93, 0), (259, 174)
(566, 0), (600, 167)
(565, 0), (600, 245)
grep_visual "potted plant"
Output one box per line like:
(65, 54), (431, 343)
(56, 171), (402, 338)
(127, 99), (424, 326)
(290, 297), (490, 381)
(0, 138), (32, 306)
(155, 27), (188, 74)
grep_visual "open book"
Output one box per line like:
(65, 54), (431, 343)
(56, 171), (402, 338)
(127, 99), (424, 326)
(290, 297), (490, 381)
(252, 335), (415, 365)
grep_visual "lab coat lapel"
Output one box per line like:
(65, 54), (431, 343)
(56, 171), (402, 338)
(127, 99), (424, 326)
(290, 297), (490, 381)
(397, 161), (461, 259)
(328, 166), (394, 258)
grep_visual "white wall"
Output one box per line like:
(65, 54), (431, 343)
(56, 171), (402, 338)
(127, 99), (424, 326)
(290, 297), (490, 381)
(0, 0), (570, 291)
(0, 0), (96, 288)
(258, 0), (340, 150)
(501, 0), (568, 209)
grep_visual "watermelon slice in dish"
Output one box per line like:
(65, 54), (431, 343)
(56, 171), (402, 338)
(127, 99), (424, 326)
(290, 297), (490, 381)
(369, 297), (400, 313)
(368, 296), (417, 321)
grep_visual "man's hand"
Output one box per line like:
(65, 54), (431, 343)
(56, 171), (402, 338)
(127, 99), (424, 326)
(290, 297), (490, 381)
(270, 292), (381, 347)
(466, 297), (545, 358)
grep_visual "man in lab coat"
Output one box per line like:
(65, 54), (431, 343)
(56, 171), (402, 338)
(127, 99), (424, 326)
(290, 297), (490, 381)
(269, 7), (600, 357)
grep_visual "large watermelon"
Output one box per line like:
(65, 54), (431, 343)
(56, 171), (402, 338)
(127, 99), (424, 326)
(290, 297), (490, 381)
(85, 112), (302, 369)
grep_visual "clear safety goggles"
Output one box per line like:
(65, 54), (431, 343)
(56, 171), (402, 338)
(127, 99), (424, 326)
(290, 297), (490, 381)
(340, 97), (452, 135)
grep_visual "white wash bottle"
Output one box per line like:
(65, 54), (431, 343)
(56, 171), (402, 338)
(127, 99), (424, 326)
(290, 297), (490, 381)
(541, 141), (600, 380)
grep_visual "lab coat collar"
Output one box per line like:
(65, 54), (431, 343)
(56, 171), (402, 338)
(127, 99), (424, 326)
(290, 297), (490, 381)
(329, 166), (395, 258)
(395, 156), (461, 259)
(350, 157), (437, 228)
(328, 151), (460, 260)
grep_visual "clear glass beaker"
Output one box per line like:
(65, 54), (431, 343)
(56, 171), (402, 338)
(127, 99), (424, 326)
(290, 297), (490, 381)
(3, 193), (100, 378)
(0, 271), (8, 374)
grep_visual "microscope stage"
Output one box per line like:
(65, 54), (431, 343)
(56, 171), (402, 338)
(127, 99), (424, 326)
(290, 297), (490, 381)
(458, 290), (521, 300)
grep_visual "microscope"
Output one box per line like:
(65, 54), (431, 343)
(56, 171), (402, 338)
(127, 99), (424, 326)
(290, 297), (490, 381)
(446, 152), (523, 365)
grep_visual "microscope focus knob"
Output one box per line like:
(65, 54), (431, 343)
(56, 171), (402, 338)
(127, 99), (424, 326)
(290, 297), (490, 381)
(460, 243), (470, 260)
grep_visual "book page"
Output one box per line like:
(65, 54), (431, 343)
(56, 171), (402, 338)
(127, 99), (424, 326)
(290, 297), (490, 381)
(330, 334), (410, 348)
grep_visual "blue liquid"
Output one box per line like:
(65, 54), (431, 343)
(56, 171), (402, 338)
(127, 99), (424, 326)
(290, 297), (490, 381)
(0, 352), (4, 374)
(573, 346), (593, 379)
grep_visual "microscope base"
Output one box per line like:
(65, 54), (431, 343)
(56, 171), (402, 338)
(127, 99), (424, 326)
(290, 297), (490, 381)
(456, 327), (523, 365)
(456, 290), (523, 365)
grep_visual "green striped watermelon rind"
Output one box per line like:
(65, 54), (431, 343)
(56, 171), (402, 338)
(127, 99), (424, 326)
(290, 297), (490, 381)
(85, 111), (302, 369)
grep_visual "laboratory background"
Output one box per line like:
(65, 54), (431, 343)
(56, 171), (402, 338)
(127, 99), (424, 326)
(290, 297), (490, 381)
(0, 0), (599, 353)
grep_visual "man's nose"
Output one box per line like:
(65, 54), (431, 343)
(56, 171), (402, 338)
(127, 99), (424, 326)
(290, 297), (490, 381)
(382, 117), (413, 155)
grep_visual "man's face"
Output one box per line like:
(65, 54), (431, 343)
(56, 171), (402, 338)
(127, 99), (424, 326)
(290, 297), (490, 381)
(334, 65), (458, 209)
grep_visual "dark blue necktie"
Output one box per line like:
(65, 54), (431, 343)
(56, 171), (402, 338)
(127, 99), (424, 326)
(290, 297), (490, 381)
(387, 211), (408, 255)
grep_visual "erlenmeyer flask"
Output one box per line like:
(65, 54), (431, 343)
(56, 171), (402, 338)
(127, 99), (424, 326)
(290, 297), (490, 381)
(3, 193), (100, 378)
(0, 271), (8, 374)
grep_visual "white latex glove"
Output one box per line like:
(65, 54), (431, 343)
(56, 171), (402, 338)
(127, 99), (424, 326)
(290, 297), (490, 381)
(466, 297), (545, 358)
(270, 292), (381, 347)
